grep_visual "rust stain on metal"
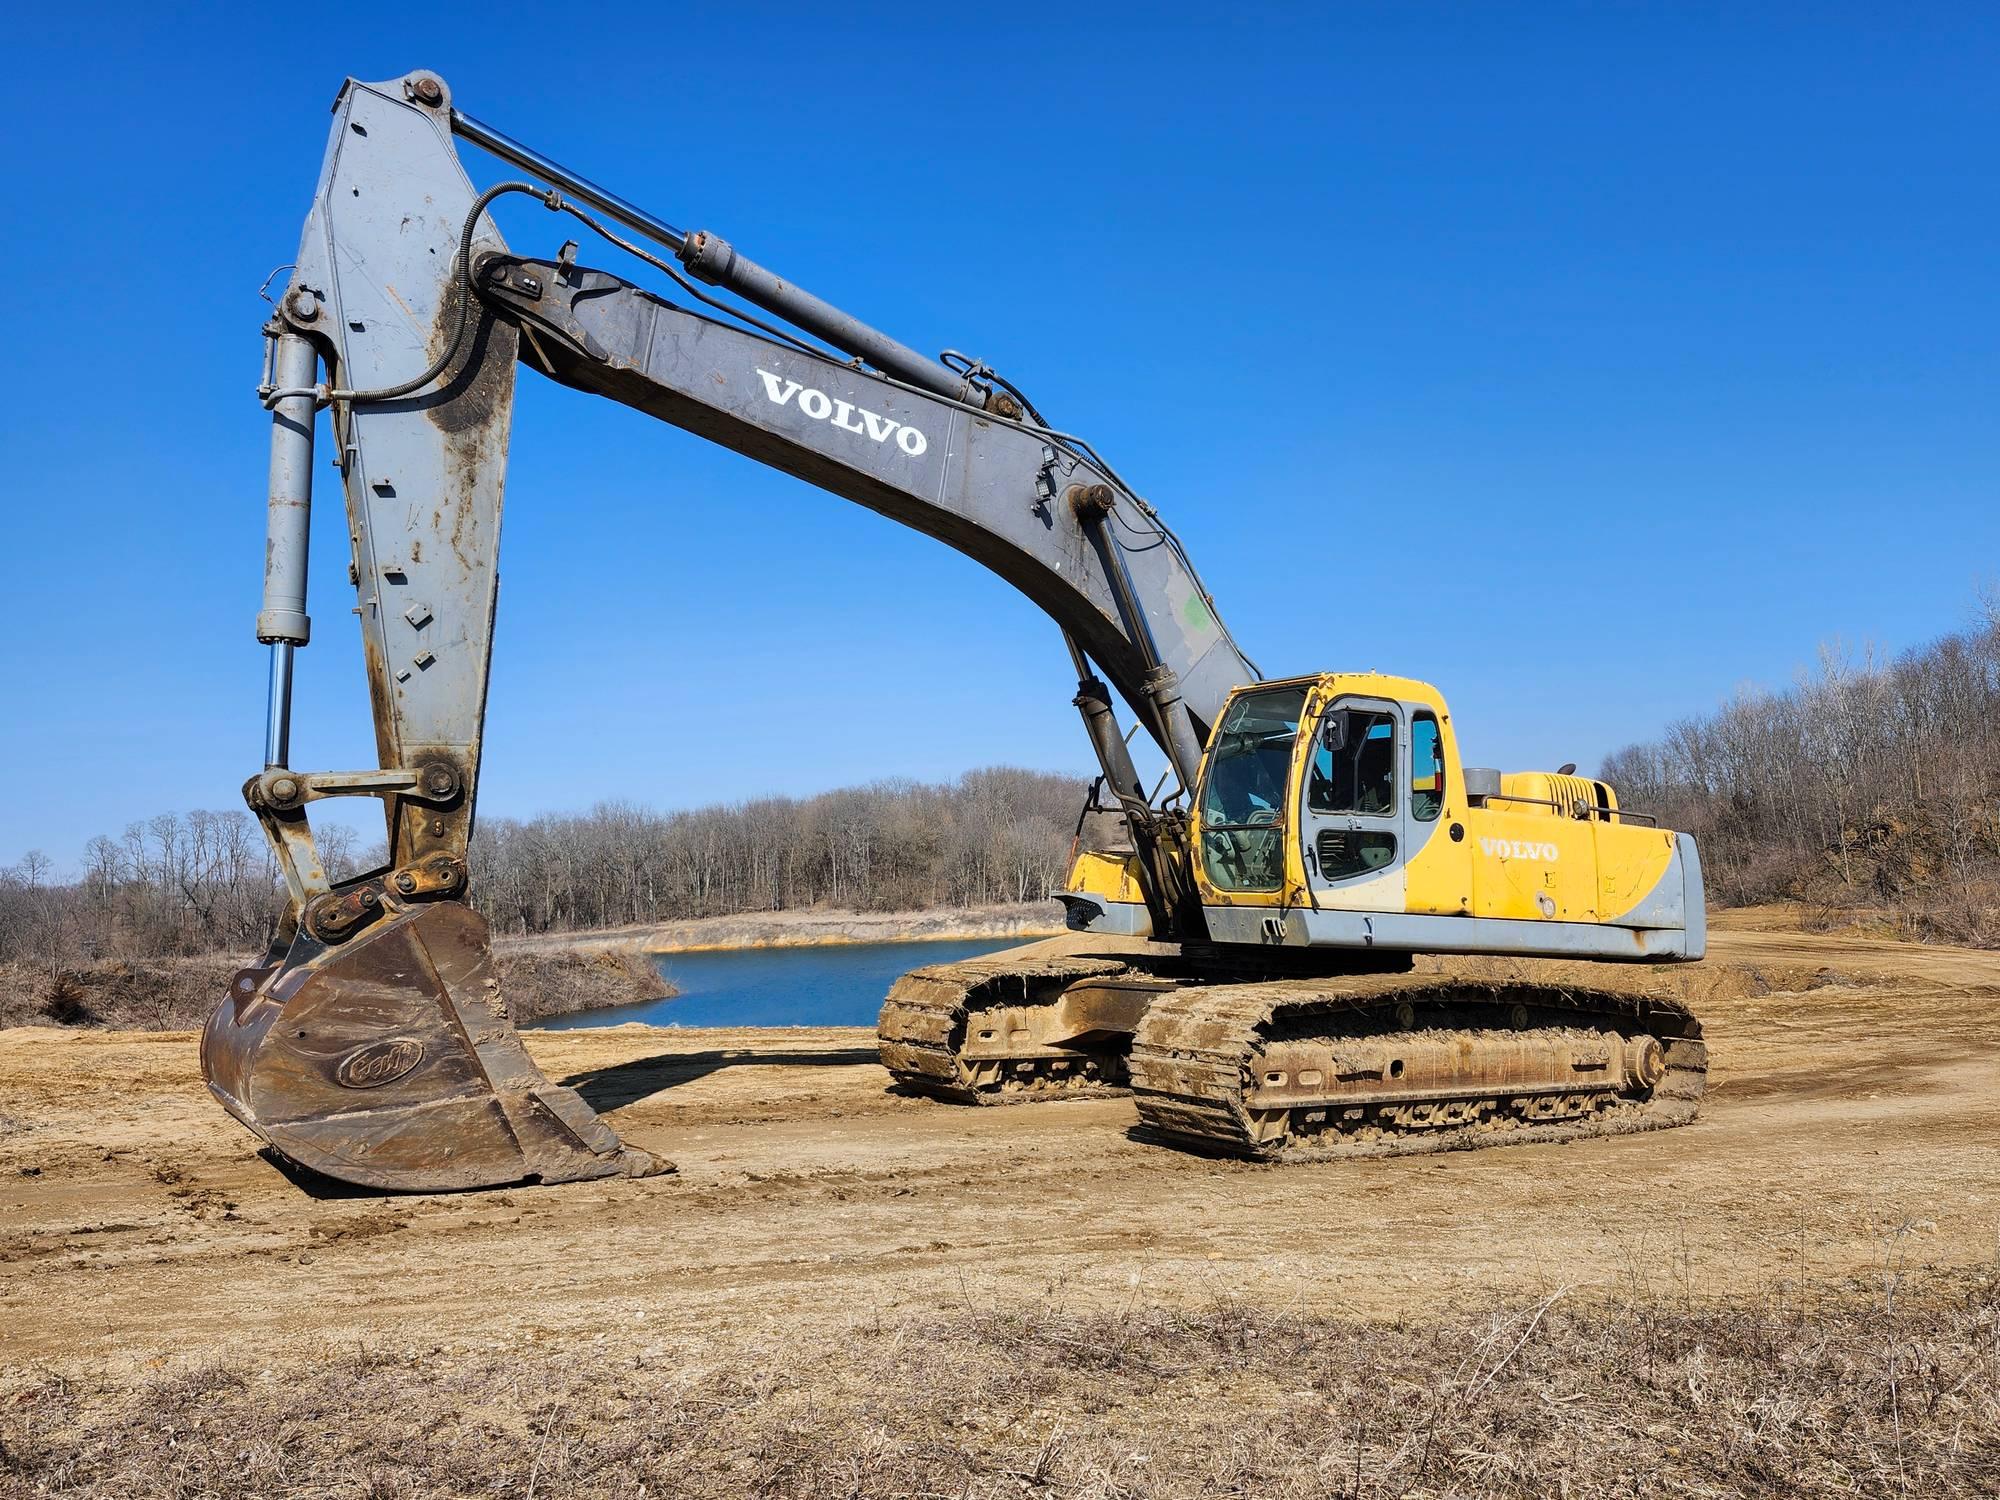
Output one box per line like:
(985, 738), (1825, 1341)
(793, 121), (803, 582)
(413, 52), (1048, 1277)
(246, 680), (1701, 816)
(417, 274), (518, 577)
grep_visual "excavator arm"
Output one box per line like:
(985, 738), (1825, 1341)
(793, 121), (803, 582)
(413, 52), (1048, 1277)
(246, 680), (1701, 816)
(205, 70), (1258, 1190)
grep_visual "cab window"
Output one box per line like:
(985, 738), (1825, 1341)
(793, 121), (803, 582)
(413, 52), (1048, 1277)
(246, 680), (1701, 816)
(1307, 708), (1397, 816)
(1411, 711), (1443, 822)
(1316, 828), (1398, 880)
(1198, 685), (1307, 893)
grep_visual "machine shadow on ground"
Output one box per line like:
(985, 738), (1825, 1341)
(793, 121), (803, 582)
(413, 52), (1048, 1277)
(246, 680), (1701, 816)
(562, 1048), (882, 1113)
(230, 1049), (883, 1198)
(257, 1148), (419, 1201)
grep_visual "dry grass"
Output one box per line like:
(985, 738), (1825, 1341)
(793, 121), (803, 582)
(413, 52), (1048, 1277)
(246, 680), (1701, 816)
(0, 955), (238, 1031)
(6, 1255), (1998, 1499)
(1788, 871), (2000, 949)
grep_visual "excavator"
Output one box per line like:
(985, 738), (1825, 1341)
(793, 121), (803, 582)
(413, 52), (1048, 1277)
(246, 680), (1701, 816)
(202, 72), (1708, 1192)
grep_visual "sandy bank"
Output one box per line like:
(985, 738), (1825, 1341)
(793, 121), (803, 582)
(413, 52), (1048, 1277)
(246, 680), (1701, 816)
(495, 900), (1068, 956)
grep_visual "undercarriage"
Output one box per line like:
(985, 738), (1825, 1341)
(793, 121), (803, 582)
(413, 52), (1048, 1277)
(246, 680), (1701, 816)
(877, 938), (1706, 1158)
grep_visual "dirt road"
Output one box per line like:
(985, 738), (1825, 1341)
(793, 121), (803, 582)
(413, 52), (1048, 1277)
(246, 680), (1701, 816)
(3, 915), (1997, 1384)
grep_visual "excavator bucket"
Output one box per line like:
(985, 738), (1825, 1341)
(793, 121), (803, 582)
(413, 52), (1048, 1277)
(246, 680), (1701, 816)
(201, 901), (668, 1192)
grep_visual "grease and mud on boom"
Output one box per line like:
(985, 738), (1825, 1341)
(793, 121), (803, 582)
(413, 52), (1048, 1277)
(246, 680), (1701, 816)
(203, 68), (1709, 1193)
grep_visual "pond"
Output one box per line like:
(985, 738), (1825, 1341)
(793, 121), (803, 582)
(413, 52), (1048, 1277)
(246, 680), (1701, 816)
(525, 937), (1027, 1030)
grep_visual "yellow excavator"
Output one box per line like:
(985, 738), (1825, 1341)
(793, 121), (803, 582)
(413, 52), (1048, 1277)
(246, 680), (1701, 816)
(202, 73), (1706, 1191)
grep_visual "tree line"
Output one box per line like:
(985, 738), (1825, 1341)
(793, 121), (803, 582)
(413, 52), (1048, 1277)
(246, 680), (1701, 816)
(1601, 601), (2000, 943)
(468, 767), (1083, 935)
(14, 602), (1997, 964)
(0, 767), (1088, 962)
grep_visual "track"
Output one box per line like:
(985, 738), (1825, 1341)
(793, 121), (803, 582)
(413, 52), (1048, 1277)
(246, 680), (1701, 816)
(878, 942), (1708, 1161)
(1129, 973), (1706, 1159)
(876, 951), (1137, 1103)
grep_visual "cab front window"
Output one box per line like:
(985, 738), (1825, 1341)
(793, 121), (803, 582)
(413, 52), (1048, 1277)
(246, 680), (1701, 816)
(1198, 685), (1307, 892)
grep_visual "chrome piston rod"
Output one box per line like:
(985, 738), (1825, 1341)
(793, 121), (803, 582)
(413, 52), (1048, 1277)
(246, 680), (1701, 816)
(264, 644), (295, 770)
(256, 329), (317, 769)
(450, 108), (689, 254)
(449, 108), (972, 403)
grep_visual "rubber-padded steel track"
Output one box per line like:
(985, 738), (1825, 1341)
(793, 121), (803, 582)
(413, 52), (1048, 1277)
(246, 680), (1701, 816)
(878, 953), (1133, 1104)
(1128, 973), (1705, 1160)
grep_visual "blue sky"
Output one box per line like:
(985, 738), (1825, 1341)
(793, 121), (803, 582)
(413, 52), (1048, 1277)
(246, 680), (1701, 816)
(2, 4), (1995, 865)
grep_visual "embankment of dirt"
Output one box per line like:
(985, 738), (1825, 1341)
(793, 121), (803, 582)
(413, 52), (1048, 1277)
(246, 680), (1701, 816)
(492, 945), (674, 1024)
(497, 900), (1068, 957)
(0, 943), (672, 1032)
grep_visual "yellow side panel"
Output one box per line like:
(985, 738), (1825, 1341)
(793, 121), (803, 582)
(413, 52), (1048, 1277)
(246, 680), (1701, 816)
(1457, 811), (1681, 923)
(1462, 809), (1604, 922)
(1066, 849), (1144, 905)
(1402, 810), (1680, 923)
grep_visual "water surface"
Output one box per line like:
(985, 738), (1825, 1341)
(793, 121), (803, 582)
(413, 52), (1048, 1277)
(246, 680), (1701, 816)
(528, 937), (1024, 1030)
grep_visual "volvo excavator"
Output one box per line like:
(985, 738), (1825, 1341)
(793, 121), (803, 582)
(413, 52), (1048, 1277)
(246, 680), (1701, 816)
(202, 72), (1708, 1192)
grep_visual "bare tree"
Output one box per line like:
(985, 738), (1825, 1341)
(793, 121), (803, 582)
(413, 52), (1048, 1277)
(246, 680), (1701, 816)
(0, 766), (1093, 962)
(1602, 606), (2000, 944)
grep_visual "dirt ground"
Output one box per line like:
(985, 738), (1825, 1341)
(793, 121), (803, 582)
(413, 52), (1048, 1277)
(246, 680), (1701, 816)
(3, 914), (1999, 1494)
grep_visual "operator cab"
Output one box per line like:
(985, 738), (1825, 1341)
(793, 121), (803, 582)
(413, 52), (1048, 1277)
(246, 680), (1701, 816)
(1195, 675), (1449, 904)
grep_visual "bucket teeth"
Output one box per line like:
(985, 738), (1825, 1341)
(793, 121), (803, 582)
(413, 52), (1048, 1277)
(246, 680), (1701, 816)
(201, 900), (670, 1192)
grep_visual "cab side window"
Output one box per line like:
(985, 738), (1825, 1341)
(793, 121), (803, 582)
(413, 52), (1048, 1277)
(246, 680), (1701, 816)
(1307, 708), (1397, 815)
(1411, 711), (1443, 822)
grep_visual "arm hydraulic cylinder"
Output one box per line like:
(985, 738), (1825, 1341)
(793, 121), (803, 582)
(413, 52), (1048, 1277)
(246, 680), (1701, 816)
(449, 108), (978, 407)
(675, 231), (980, 405)
(256, 325), (318, 767)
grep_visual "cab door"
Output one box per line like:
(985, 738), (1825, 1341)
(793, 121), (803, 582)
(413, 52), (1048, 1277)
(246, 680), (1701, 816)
(1297, 696), (1409, 912)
